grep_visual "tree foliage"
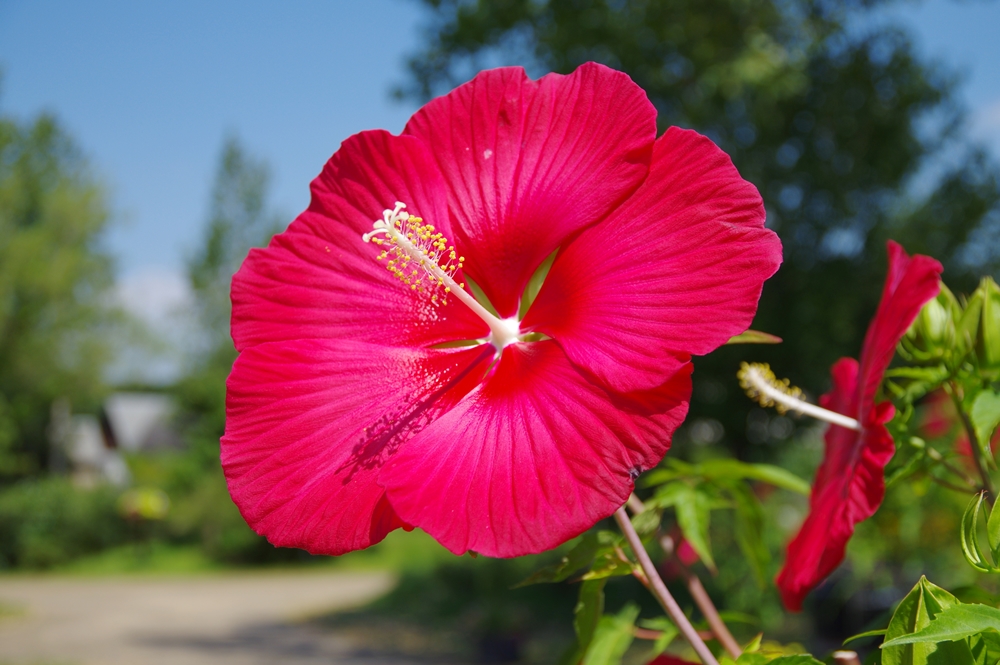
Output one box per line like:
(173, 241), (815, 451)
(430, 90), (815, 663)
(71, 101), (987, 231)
(175, 136), (281, 469)
(0, 111), (117, 481)
(399, 0), (1000, 456)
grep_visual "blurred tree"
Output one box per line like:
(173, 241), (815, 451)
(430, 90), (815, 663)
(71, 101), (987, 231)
(171, 136), (298, 562)
(0, 110), (117, 482)
(399, 0), (1000, 453)
(177, 135), (281, 462)
(188, 136), (282, 350)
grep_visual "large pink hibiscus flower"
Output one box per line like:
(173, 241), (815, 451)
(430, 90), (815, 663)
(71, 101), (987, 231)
(776, 241), (942, 610)
(222, 62), (782, 558)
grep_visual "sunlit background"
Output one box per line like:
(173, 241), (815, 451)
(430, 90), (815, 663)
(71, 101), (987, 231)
(1, 1), (999, 663)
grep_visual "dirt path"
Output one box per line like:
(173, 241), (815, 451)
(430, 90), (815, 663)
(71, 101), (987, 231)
(0, 570), (427, 665)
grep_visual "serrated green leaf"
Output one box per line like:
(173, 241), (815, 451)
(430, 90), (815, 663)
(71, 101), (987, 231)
(581, 603), (640, 665)
(516, 532), (600, 586)
(697, 459), (810, 495)
(882, 576), (976, 665)
(881, 605), (1000, 648)
(726, 329), (783, 344)
(675, 485), (715, 572)
(970, 391), (1000, 467)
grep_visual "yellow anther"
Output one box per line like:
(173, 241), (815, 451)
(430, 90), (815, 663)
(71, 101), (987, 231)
(361, 201), (463, 308)
(737, 362), (803, 414)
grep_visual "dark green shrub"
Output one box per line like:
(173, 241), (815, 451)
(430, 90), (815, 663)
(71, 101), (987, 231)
(0, 478), (128, 568)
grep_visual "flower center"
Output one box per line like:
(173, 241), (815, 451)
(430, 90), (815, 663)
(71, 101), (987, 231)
(363, 202), (520, 351)
(738, 362), (861, 431)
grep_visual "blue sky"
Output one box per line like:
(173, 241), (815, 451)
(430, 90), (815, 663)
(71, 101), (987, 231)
(0, 0), (998, 339)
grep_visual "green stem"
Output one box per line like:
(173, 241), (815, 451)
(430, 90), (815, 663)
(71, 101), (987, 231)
(947, 380), (996, 503)
(925, 447), (979, 488)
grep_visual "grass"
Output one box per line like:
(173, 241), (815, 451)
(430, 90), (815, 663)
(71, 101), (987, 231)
(0, 528), (456, 578)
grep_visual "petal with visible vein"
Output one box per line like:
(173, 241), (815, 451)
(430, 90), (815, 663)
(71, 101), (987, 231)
(380, 341), (691, 557)
(524, 127), (781, 392)
(222, 339), (493, 555)
(404, 63), (656, 318)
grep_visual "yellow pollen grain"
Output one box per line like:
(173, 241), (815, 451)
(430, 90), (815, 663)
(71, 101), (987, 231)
(362, 202), (463, 308)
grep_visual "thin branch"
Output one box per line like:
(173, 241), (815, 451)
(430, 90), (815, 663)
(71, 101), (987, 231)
(614, 507), (721, 665)
(928, 474), (978, 494)
(634, 627), (715, 641)
(925, 446), (979, 488)
(627, 495), (742, 659)
(947, 381), (996, 503)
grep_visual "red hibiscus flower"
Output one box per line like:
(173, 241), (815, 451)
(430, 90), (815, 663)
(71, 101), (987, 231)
(775, 241), (942, 610)
(222, 62), (781, 558)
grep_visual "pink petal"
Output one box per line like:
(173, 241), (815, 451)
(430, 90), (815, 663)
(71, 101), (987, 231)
(380, 341), (691, 557)
(231, 129), (487, 353)
(222, 338), (493, 555)
(857, 241), (942, 415)
(775, 358), (895, 611)
(403, 63), (657, 318)
(523, 128), (781, 392)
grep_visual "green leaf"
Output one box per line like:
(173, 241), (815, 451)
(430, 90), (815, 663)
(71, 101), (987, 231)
(732, 655), (769, 665)
(580, 546), (637, 581)
(650, 480), (694, 508)
(768, 657), (825, 665)
(726, 329), (783, 345)
(675, 485), (716, 572)
(576, 579), (606, 650)
(884, 366), (951, 382)
(697, 459), (811, 495)
(979, 278), (1000, 368)
(727, 481), (769, 587)
(581, 603), (640, 665)
(630, 506), (662, 538)
(959, 288), (983, 354)
(970, 391), (1000, 466)
(641, 460), (699, 488)
(969, 630), (1000, 665)
(516, 532), (600, 586)
(881, 605), (1000, 648)
(987, 496), (1000, 562)
(882, 576), (976, 665)
(638, 617), (679, 658)
(961, 493), (1000, 573)
(558, 579), (607, 665)
(844, 629), (888, 645)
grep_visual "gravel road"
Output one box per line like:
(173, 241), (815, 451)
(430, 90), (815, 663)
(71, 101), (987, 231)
(0, 570), (431, 665)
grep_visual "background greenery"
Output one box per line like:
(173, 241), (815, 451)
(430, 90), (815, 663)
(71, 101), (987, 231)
(0, 0), (998, 662)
